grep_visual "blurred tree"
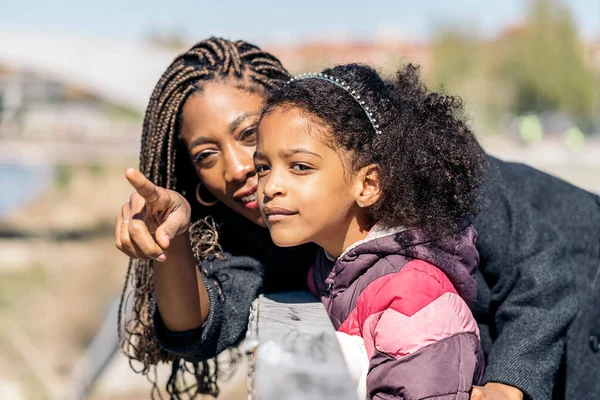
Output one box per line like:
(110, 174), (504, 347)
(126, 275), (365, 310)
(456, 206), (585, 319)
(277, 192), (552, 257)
(496, 0), (596, 127)
(430, 27), (480, 84)
(430, 0), (598, 135)
(429, 26), (512, 135)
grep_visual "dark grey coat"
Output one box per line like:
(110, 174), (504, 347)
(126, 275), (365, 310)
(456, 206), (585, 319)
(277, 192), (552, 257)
(474, 156), (600, 400)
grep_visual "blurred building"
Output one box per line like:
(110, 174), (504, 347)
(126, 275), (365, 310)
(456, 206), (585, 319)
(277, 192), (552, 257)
(0, 68), (139, 143)
(267, 37), (431, 75)
(0, 32), (180, 163)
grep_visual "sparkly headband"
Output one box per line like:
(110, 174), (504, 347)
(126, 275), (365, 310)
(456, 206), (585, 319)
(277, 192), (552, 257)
(286, 72), (382, 135)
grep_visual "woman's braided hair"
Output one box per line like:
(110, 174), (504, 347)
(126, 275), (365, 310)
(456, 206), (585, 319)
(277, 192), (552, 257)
(118, 37), (290, 399)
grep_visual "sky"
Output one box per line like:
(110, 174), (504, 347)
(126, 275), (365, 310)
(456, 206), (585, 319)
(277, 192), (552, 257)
(0, 0), (598, 44)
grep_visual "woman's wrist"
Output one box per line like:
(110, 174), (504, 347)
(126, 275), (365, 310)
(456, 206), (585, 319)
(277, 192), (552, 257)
(162, 230), (192, 257)
(487, 382), (523, 399)
(471, 382), (524, 400)
(154, 230), (209, 331)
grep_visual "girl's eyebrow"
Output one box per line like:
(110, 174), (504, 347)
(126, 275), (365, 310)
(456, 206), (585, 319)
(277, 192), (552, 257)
(253, 148), (322, 160)
(279, 148), (322, 158)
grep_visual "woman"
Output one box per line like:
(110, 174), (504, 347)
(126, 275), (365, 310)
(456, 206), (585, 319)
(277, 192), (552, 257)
(116, 37), (600, 400)
(116, 37), (316, 397)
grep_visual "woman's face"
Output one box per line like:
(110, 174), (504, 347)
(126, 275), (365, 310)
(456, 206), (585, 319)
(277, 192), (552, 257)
(179, 82), (267, 227)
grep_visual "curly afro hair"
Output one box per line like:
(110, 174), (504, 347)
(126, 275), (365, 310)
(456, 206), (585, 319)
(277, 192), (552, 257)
(261, 63), (487, 238)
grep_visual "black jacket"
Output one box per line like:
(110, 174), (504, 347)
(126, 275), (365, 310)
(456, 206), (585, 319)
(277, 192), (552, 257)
(474, 156), (600, 399)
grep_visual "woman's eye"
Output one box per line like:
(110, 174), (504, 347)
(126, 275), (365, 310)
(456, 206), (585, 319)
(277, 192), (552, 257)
(241, 126), (257, 144)
(193, 150), (217, 164)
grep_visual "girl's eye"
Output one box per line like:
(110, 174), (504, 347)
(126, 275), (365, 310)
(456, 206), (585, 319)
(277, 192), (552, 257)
(291, 164), (312, 172)
(255, 164), (269, 175)
(240, 126), (257, 144)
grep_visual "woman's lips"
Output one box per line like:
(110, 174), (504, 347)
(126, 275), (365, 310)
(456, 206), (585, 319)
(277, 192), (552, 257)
(240, 192), (257, 202)
(235, 189), (259, 210)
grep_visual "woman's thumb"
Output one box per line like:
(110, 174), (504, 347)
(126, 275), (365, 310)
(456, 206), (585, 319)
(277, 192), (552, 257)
(155, 213), (189, 249)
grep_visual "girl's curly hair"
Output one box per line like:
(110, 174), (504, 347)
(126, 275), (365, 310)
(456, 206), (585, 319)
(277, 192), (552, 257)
(262, 63), (487, 238)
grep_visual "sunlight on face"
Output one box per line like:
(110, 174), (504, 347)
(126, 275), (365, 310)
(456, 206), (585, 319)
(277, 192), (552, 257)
(254, 107), (360, 250)
(180, 82), (267, 227)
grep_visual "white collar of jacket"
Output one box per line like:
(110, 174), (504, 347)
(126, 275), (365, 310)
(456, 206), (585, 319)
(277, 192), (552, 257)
(324, 223), (408, 262)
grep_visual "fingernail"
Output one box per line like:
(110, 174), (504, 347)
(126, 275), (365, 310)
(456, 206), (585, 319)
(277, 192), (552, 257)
(156, 254), (166, 262)
(164, 235), (171, 246)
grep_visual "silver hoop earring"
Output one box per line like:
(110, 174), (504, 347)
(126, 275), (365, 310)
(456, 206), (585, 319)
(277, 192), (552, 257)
(196, 183), (218, 207)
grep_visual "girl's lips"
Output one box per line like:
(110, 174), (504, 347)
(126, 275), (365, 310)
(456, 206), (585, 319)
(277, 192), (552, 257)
(266, 213), (296, 222)
(263, 205), (297, 222)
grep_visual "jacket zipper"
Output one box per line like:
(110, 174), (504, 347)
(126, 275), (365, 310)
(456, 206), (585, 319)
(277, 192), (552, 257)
(325, 280), (335, 315)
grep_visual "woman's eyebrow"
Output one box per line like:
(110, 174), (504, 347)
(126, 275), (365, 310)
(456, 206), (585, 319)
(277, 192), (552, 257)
(188, 136), (212, 149)
(229, 111), (260, 133)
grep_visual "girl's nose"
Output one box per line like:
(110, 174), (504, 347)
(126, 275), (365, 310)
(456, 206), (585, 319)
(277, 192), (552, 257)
(262, 170), (285, 199)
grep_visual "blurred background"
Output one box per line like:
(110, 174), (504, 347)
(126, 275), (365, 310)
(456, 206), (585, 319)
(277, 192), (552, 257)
(0, 0), (598, 399)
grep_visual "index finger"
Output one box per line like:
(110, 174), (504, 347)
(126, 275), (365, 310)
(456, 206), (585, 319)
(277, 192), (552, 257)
(125, 168), (161, 203)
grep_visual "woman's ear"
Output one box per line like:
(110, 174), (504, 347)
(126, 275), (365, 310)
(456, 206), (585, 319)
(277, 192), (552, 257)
(354, 164), (382, 208)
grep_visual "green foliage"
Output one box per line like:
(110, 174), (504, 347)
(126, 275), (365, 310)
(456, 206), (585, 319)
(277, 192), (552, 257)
(54, 163), (72, 190)
(431, 27), (480, 85)
(497, 0), (595, 123)
(430, 0), (598, 133)
(84, 161), (105, 177)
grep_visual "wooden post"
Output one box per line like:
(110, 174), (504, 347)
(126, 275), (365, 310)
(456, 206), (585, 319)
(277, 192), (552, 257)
(249, 291), (357, 400)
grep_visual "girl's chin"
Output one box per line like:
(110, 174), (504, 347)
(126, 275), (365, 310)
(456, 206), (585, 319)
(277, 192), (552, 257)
(242, 207), (268, 228)
(269, 230), (305, 247)
(271, 238), (303, 248)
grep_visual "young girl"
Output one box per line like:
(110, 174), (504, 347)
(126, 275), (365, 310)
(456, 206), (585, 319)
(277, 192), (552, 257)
(254, 63), (487, 399)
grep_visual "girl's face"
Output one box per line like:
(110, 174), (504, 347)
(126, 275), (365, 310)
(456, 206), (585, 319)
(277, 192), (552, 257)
(179, 82), (266, 227)
(254, 107), (367, 255)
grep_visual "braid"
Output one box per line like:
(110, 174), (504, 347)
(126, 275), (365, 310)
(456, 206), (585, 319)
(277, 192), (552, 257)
(117, 37), (290, 399)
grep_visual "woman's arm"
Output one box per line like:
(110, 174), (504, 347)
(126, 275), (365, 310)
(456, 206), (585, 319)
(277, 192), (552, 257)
(153, 231), (209, 331)
(153, 252), (264, 361)
(116, 168), (266, 361)
(116, 168), (210, 331)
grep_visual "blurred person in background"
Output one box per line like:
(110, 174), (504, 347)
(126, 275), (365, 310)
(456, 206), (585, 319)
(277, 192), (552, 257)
(115, 37), (600, 400)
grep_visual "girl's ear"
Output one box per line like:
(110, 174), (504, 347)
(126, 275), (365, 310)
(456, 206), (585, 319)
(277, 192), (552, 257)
(354, 164), (382, 208)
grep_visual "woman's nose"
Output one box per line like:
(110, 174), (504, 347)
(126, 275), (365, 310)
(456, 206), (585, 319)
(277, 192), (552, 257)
(224, 145), (254, 183)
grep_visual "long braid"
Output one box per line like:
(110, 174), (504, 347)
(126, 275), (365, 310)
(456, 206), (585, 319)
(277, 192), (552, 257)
(117, 37), (290, 399)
